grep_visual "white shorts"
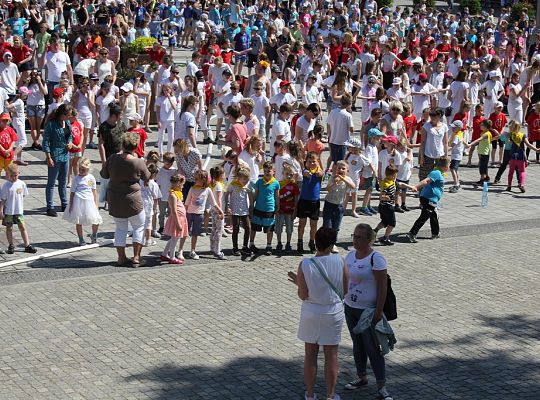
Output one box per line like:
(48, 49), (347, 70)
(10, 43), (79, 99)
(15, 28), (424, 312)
(79, 114), (93, 129)
(143, 206), (154, 230)
(297, 308), (344, 345)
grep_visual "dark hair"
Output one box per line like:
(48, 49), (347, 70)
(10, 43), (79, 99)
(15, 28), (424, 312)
(227, 104), (242, 119)
(279, 103), (293, 114)
(306, 103), (321, 114)
(51, 104), (73, 121)
(210, 165), (224, 181)
(315, 227), (337, 251)
(147, 163), (159, 176)
(162, 151), (175, 164)
(108, 103), (122, 116)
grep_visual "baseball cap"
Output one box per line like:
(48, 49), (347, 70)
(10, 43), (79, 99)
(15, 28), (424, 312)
(488, 70), (500, 78)
(279, 80), (291, 87)
(368, 128), (384, 138)
(3, 51), (12, 58)
(127, 113), (142, 121)
(344, 138), (362, 148)
(89, 72), (99, 80)
(450, 120), (463, 129)
(135, 66), (146, 74)
(418, 73), (428, 81)
(18, 86), (29, 96)
(382, 136), (398, 145)
(121, 82), (133, 92)
(251, 26), (259, 31)
(0, 112), (10, 120)
(392, 77), (402, 85)
(401, 60), (412, 67)
(495, 101), (504, 108)
(271, 65), (281, 73)
(53, 87), (65, 97)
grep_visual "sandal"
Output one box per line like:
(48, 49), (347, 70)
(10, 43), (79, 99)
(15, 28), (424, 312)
(115, 259), (132, 267)
(130, 259), (147, 268)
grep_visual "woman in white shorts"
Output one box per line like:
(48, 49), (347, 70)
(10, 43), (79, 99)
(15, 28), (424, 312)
(289, 227), (348, 400)
(72, 77), (96, 154)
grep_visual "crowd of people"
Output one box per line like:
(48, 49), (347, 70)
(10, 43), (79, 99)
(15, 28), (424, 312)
(0, 0), (539, 398)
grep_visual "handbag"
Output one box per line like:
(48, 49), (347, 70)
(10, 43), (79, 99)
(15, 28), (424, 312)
(370, 253), (397, 321)
(309, 257), (343, 301)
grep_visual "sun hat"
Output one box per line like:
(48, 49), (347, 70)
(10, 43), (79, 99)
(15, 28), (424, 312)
(368, 128), (384, 138)
(120, 82), (133, 92)
(344, 138), (362, 148)
(450, 120), (463, 129)
(127, 113), (142, 121)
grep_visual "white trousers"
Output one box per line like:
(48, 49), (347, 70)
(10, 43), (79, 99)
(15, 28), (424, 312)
(113, 211), (145, 247)
(158, 121), (175, 154)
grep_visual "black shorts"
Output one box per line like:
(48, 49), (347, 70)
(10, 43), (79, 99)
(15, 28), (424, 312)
(296, 199), (320, 220)
(251, 223), (274, 233)
(247, 53), (259, 68)
(396, 179), (409, 193)
(378, 203), (396, 228)
(450, 159), (461, 171)
(491, 139), (504, 149)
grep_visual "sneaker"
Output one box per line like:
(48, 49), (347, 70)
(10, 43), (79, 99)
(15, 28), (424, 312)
(308, 240), (316, 253)
(241, 246), (251, 255)
(46, 208), (57, 217)
(91, 235), (98, 244)
(448, 185), (459, 193)
(0, 248), (5, 254)
(327, 395), (341, 400)
(144, 240), (157, 247)
(344, 378), (369, 390)
(331, 245), (339, 253)
(86, 141), (97, 149)
(151, 231), (161, 239)
(168, 257), (184, 265)
(176, 251), (185, 261)
(189, 251), (199, 260)
(249, 244), (260, 254)
(377, 386), (393, 400)
(406, 232), (418, 243)
(214, 252), (227, 260)
(285, 243), (292, 252)
(431, 234), (441, 239)
(202, 137), (211, 145)
(232, 248), (241, 256)
(264, 246), (272, 256)
(304, 392), (318, 400)
(160, 255), (170, 262)
(368, 206), (378, 214)
(379, 237), (394, 246)
(359, 207), (373, 216)
(79, 239), (86, 246)
(493, 179), (500, 184)
(158, 226), (164, 234)
(518, 185), (526, 193)
(7, 244), (15, 254)
(401, 204), (411, 212)
(275, 242), (283, 251)
(394, 205), (404, 213)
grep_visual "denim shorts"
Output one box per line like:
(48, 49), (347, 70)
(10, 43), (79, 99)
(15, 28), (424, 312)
(329, 143), (346, 163)
(187, 213), (203, 236)
(27, 104), (46, 118)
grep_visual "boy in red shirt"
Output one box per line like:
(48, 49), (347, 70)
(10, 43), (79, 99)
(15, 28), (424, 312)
(0, 113), (18, 176)
(468, 104), (486, 166)
(525, 102), (540, 163)
(402, 103), (417, 141)
(275, 164), (299, 252)
(127, 113), (148, 158)
(488, 101), (508, 165)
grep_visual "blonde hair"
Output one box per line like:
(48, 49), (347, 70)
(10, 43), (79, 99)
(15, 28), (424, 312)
(173, 138), (190, 156)
(122, 132), (139, 152)
(79, 158), (91, 169)
(240, 98), (255, 112)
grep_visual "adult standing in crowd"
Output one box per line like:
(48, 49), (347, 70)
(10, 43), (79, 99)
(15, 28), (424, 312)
(42, 104), (73, 217)
(44, 36), (73, 104)
(100, 132), (150, 268)
(173, 138), (203, 200)
(289, 227), (348, 400)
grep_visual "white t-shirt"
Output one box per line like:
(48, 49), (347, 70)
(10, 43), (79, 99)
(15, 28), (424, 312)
(71, 174), (97, 201)
(362, 143), (378, 178)
(395, 150), (412, 181)
(155, 167), (177, 201)
(251, 94), (270, 124)
(141, 179), (162, 212)
(186, 61), (199, 77)
(449, 81), (469, 111)
(344, 250), (387, 309)
(0, 62), (20, 95)
(175, 111), (197, 141)
(347, 153), (369, 182)
(238, 150), (260, 182)
(155, 96), (177, 121)
(378, 149), (395, 179)
(27, 82), (45, 106)
(45, 50), (71, 82)
(270, 118), (291, 155)
(10, 98), (25, 124)
(328, 107), (353, 145)
(274, 153), (292, 181)
(295, 115), (316, 144)
(73, 58), (96, 78)
(269, 92), (296, 109)
(0, 179), (28, 215)
(451, 133), (464, 161)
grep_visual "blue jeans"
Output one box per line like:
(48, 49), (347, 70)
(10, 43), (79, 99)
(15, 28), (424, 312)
(322, 201), (344, 233)
(329, 143), (346, 163)
(344, 304), (386, 384)
(46, 160), (68, 210)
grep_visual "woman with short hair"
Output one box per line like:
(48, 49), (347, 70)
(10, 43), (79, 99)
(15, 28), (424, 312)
(289, 227), (348, 400)
(100, 132), (151, 267)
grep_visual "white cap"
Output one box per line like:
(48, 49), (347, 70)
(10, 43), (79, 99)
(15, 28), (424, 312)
(120, 82), (133, 92)
(488, 70), (499, 78)
(392, 77), (402, 85)
(127, 113), (142, 121)
(450, 120), (463, 129)
(495, 101), (504, 108)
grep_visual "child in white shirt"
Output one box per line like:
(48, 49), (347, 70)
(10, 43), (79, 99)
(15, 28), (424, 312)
(141, 163), (162, 246)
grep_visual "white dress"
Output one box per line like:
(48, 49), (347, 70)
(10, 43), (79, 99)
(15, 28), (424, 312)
(63, 174), (103, 225)
(297, 254), (345, 345)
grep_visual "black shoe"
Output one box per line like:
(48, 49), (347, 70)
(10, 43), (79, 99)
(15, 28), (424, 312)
(202, 137), (211, 145)
(297, 241), (304, 253)
(46, 209), (57, 217)
(379, 237), (394, 246)
(241, 246), (251, 255)
(394, 205), (404, 213)
(264, 246), (272, 256)
(308, 240), (316, 253)
(232, 248), (241, 256)
(61, 205), (67, 212)
(275, 242), (283, 251)
(158, 226), (164, 234)
(7, 244), (14, 254)
(35, 143), (43, 150)
(25, 245), (37, 253)
(249, 244), (259, 254)
(401, 204), (411, 212)
(285, 243), (292, 252)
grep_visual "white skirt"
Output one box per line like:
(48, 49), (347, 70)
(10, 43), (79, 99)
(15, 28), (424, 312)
(63, 197), (103, 225)
(297, 308), (344, 346)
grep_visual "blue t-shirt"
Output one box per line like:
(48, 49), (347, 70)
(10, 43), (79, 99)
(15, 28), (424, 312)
(8, 18), (26, 36)
(254, 178), (280, 212)
(420, 170), (444, 203)
(300, 172), (322, 201)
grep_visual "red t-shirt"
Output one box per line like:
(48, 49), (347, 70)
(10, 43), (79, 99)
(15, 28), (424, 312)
(69, 120), (83, 153)
(489, 112), (507, 136)
(221, 49), (234, 65)
(526, 111), (540, 142)
(129, 127), (149, 158)
(76, 41), (94, 59)
(341, 42), (361, 64)
(403, 114), (417, 138)
(278, 180), (300, 214)
(329, 44), (342, 68)
(226, 122), (248, 154)
(472, 115), (486, 141)
(0, 127), (18, 160)
(415, 119), (427, 144)
(436, 43), (451, 60)
(290, 113), (301, 134)
(8, 45), (31, 64)
(452, 112), (469, 131)
(423, 48), (439, 64)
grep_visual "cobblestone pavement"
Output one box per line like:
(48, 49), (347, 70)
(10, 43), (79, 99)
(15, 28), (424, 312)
(1, 47), (540, 399)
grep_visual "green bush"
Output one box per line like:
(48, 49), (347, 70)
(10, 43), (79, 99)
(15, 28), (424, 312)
(460, 0), (482, 15)
(424, 0), (436, 7)
(124, 37), (158, 56)
(510, 2), (535, 23)
(377, 0), (393, 8)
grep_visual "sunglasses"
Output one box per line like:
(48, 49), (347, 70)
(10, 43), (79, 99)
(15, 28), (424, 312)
(254, 87), (263, 90)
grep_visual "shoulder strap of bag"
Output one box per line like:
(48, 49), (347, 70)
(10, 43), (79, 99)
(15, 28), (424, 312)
(310, 257), (343, 300)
